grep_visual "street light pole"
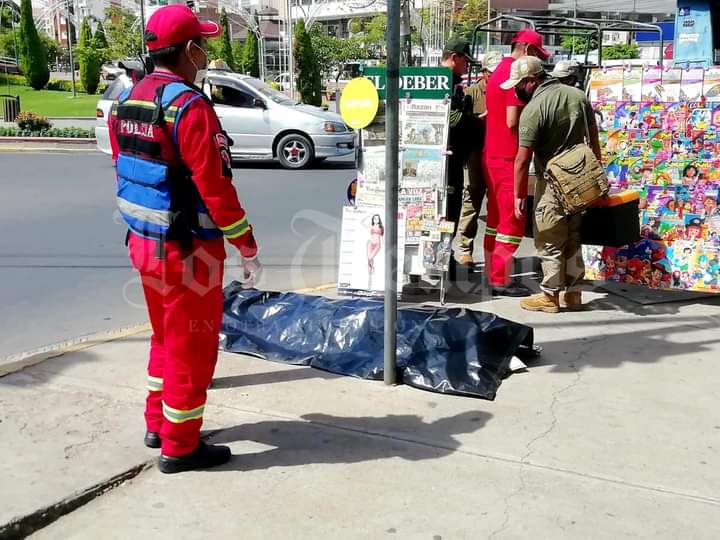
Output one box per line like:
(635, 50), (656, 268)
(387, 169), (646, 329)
(384, 0), (400, 386)
(139, 0), (147, 54)
(286, 0), (295, 100)
(66, 0), (77, 97)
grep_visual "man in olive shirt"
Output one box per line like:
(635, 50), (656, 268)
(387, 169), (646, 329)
(501, 56), (601, 313)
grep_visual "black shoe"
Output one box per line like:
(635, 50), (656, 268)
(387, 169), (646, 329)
(158, 441), (232, 474)
(144, 431), (161, 449)
(491, 284), (532, 298)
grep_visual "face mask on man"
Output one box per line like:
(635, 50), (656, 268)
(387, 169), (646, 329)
(188, 42), (208, 85)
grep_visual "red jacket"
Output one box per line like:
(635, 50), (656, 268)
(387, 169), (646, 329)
(110, 71), (257, 258)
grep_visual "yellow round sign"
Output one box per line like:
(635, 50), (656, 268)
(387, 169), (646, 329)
(340, 77), (380, 130)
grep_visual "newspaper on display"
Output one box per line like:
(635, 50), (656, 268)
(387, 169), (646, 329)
(339, 67), (453, 296)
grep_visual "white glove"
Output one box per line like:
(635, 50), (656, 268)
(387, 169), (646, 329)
(240, 256), (262, 289)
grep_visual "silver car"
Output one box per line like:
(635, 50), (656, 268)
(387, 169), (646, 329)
(96, 71), (355, 169)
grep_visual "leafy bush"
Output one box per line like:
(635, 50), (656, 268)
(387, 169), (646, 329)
(16, 111), (52, 131)
(0, 73), (26, 86)
(45, 78), (106, 93)
(0, 126), (94, 138)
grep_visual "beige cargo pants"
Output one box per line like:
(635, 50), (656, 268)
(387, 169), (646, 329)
(456, 148), (487, 258)
(533, 175), (585, 294)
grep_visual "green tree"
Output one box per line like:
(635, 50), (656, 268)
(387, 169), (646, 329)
(243, 29), (259, 77)
(232, 40), (244, 72)
(78, 18), (105, 94)
(309, 26), (363, 79)
(206, 37), (222, 61)
(94, 20), (109, 49)
(104, 7), (142, 60)
(18, 0), (49, 89)
(294, 19), (321, 106)
(1, 4), (16, 30)
(602, 44), (640, 60)
(0, 29), (18, 59)
(560, 34), (598, 55)
(218, 8), (235, 70)
(364, 13), (386, 57)
(452, 0), (488, 40)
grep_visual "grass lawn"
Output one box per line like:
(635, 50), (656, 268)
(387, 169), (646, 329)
(7, 86), (99, 117)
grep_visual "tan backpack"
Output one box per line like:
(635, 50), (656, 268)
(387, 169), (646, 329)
(544, 143), (609, 215)
(543, 108), (609, 215)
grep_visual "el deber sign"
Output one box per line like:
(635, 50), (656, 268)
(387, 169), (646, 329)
(362, 67), (453, 100)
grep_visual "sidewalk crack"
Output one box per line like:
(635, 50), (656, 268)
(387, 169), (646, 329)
(489, 351), (586, 540)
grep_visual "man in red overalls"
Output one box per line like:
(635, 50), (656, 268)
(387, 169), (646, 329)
(109, 5), (259, 473)
(484, 29), (549, 297)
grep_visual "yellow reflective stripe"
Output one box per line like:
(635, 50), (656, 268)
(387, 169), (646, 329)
(162, 402), (204, 424)
(449, 110), (462, 127)
(220, 217), (250, 239)
(496, 233), (522, 245)
(147, 375), (163, 392)
(164, 106), (179, 123)
(485, 227), (497, 236)
(123, 99), (157, 110)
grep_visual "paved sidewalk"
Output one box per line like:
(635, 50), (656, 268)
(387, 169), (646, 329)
(2, 289), (720, 539)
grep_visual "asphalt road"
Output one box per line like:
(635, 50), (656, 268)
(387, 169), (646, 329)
(0, 152), (354, 358)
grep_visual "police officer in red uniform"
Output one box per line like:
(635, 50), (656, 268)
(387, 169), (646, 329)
(109, 5), (259, 473)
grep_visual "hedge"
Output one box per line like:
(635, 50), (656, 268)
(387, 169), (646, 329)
(0, 74), (106, 93)
(0, 126), (95, 138)
(0, 73), (26, 86)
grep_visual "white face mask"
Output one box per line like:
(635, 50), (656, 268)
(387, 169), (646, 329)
(194, 68), (207, 86)
(188, 42), (208, 85)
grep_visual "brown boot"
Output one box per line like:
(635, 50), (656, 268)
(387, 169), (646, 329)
(520, 293), (560, 313)
(561, 291), (583, 311)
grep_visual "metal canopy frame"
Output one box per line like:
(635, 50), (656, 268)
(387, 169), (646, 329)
(470, 14), (665, 69)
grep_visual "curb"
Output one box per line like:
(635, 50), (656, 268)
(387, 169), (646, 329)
(0, 137), (96, 144)
(0, 283), (337, 378)
(0, 141), (98, 153)
(0, 323), (151, 377)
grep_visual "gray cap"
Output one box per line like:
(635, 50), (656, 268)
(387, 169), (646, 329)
(550, 60), (579, 79)
(482, 50), (503, 73)
(500, 56), (545, 90)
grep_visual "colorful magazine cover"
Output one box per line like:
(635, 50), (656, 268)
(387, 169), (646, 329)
(622, 66), (643, 102)
(641, 66), (664, 101)
(594, 102), (618, 131)
(662, 68), (682, 102)
(680, 67), (705, 102)
(703, 67), (720, 102)
(589, 67), (624, 102)
(614, 102), (642, 129)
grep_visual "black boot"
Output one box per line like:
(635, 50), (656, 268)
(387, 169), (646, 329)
(144, 431), (161, 449)
(158, 441), (232, 474)
(491, 282), (532, 297)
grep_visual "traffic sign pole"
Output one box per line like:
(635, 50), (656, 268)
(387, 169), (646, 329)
(384, 0), (400, 386)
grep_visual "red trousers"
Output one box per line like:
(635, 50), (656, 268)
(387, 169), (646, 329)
(128, 233), (226, 457)
(483, 154), (526, 287)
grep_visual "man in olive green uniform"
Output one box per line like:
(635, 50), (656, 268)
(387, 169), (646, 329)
(501, 56), (601, 313)
(455, 51), (503, 267)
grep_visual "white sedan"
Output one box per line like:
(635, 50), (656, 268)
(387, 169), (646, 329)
(96, 71), (355, 169)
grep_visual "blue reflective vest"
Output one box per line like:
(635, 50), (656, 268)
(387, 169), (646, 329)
(113, 78), (222, 247)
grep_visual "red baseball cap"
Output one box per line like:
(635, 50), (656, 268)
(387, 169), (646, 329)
(511, 29), (550, 60)
(145, 5), (222, 51)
